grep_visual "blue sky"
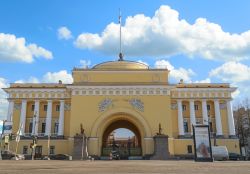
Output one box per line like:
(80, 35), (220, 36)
(0, 0), (250, 120)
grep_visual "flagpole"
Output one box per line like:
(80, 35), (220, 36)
(118, 8), (123, 61)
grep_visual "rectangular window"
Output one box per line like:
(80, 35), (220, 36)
(31, 104), (35, 111)
(29, 122), (33, 133)
(187, 145), (192, 154)
(194, 105), (199, 110)
(50, 146), (55, 155)
(42, 123), (46, 133)
(209, 122), (213, 132)
(44, 105), (48, 111)
(23, 146), (28, 154)
(182, 105), (186, 111)
(54, 123), (59, 134)
(207, 104), (211, 111)
(56, 105), (60, 112)
(184, 121), (188, 133)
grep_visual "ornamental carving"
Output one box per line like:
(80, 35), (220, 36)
(171, 103), (177, 110)
(129, 98), (144, 112)
(14, 103), (21, 110)
(99, 98), (113, 112)
(64, 104), (71, 111)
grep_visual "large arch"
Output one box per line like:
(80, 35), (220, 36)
(102, 119), (142, 147)
(90, 107), (152, 138)
(89, 107), (153, 156)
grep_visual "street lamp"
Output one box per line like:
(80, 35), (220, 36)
(31, 113), (38, 160)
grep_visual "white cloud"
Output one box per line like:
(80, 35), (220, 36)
(137, 60), (149, 66)
(154, 60), (195, 83)
(0, 77), (8, 120)
(15, 76), (40, 84)
(194, 78), (211, 83)
(209, 61), (250, 82)
(57, 26), (73, 40)
(42, 70), (73, 84)
(15, 70), (73, 84)
(0, 33), (53, 63)
(79, 59), (91, 68)
(75, 5), (250, 61)
(209, 61), (250, 99)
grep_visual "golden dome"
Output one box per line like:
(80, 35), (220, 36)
(93, 60), (149, 70)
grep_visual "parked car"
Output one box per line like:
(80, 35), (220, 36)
(229, 153), (241, 160)
(212, 146), (229, 161)
(1, 150), (25, 160)
(49, 154), (71, 160)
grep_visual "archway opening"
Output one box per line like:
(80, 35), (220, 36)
(102, 119), (142, 159)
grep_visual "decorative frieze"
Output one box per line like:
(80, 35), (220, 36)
(5, 88), (70, 99)
(68, 86), (171, 96)
(171, 88), (236, 99)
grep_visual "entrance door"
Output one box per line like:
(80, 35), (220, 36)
(102, 120), (142, 159)
(34, 146), (42, 159)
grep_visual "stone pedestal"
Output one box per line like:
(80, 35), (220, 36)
(150, 134), (170, 160)
(72, 134), (88, 160)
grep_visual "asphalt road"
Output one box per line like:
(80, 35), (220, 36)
(0, 160), (249, 174)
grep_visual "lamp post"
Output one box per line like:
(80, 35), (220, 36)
(31, 113), (38, 160)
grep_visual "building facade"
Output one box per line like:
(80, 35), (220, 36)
(3, 60), (240, 159)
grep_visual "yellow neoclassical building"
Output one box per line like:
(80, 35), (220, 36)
(3, 59), (240, 159)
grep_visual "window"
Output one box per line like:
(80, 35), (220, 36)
(50, 146), (55, 155)
(42, 123), (46, 133)
(187, 145), (192, 154)
(182, 105), (186, 111)
(184, 121), (188, 133)
(194, 105), (199, 111)
(209, 122), (213, 132)
(207, 104), (211, 111)
(31, 105), (35, 111)
(54, 122), (59, 134)
(29, 122), (33, 133)
(44, 105), (47, 111)
(56, 105), (60, 112)
(23, 146), (28, 154)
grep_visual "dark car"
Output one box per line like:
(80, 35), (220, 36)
(49, 154), (71, 160)
(229, 153), (241, 160)
(1, 150), (25, 160)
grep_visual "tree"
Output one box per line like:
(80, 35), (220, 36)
(234, 98), (250, 157)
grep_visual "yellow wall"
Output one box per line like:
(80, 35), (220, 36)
(73, 70), (169, 84)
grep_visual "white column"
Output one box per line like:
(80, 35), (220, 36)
(32, 100), (40, 135)
(202, 99), (209, 125)
(7, 100), (14, 121)
(58, 100), (65, 136)
(214, 99), (223, 136)
(45, 100), (52, 136)
(177, 100), (184, 136)
(227, 100), (236, 136)
(189, 100), (196, 129)
(20, 100), (27, 135)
